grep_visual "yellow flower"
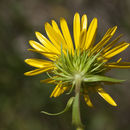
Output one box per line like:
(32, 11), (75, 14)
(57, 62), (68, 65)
(24, 12), (130, 108)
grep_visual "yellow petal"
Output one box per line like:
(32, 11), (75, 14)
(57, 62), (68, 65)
(24, 67), (53, 76)
(93, 26), (117, 55)
(56, 86), (68, 97)
(84, 94), (93, 107)
(35, 32), (59, 54)
(101, 28), (111, 39)
(80, 14), (87, 49)
(91, 35), (111, 53)
(102, 34), (123, 53)
(29, 40), (57, 60)
(60, 18), (74, 53)
(59, 87), (68, 95)
(103, 43), (129, 59)
(27, 48), (58, 61)
(102, 26), (117, 40)
(73, 12), (80, 49)
(45, 22), (67, 51)
(91, 26), (118, 53)
(27, 48), (58, 55)
(51, 20), (64, 39)
(84, 18), (98, 50)
(79, 31), (87, 50)
(29, 40), (47, 52)
(97, 88), (117, 106)
(40, 77), (56, 84)
(81, 14), (87, 32)
(25, 58), (53, 68)
(50, 84), (60, 98)
(106, 62), (130, 68)
(53, 86), (61, 97)
(50, 82), (62, 97)
(50, 81), (68, 98)
(110, 26), (117, 35)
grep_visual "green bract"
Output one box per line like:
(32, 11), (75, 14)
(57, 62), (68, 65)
(51, 49), (123, 92)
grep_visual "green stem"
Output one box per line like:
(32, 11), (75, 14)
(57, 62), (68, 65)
(75, 77), (82, 94)
(72, 77), (84, 130)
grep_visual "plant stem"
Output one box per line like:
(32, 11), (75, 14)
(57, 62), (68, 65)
(75, 77), (82, 94)
(72, 76), (84, 130)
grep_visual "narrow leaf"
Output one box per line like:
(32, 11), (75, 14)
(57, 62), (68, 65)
(84, 75), (125, 82)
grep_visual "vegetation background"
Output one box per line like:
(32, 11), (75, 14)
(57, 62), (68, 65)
(0, 0), (130, 130)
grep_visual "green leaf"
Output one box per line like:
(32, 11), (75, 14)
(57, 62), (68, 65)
(83, 75), (125, 83)
(41, 97), (74, 116)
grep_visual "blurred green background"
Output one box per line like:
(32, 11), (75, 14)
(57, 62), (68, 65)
(0, 0), (130, 130)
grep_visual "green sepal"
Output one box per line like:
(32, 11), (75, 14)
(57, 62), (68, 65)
(72, 93), (84, 129)
(83, 75), (125, 83)
(41, 97), (74, 116)
(82, 50), (101, 74)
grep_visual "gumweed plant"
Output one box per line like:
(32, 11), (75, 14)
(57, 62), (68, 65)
(24, 12), (130, 130)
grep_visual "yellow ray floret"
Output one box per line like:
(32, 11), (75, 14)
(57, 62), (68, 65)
(51, 20), (64, 39)
(103, 43), (129, 59)
(60, 18), (74, 53)
(29, 40), (47, 52)
(24, 67), (54, 76)
(84, 94), (93, 107)
(73, 12), (80, 49)
(91, 35), (111, 53)
(102, 34), (123, 53)
(102, 26), (117, 41)
(35, 32), (59, 54)
(106, 62), (130, 68)
(81, 14), (87, 33)
(91, 26), (117, 53)
(45, 22), (67, 51)
(40, 78), (56, 84)
(50, 82), (68, 98)
(29, 40), (57, 60)
(80, 14), (87, 49)
(84, 18), (98, 50)
(28, 49), (58, 61)
(97, 87), (117, 106)
(25, 59), (53, 68)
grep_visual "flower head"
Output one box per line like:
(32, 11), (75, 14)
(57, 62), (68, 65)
(25, 12), (130, 129)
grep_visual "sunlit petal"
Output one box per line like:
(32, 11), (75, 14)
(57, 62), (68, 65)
(45, 22), (67, 51)
(24, 67), (53, 76)
(73, 12), (80, 49)
(60, 18), (74, 53)
(35, 32), (59, 54)
(80, 14), (87, 49)
(97, 87), (117, 106)
(29, 40), (47, 52)
(84, 18), (98, 50)
(102, 34), (123, 53)
(25, 58), (53, 68)
(103, 43), (129, 59)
